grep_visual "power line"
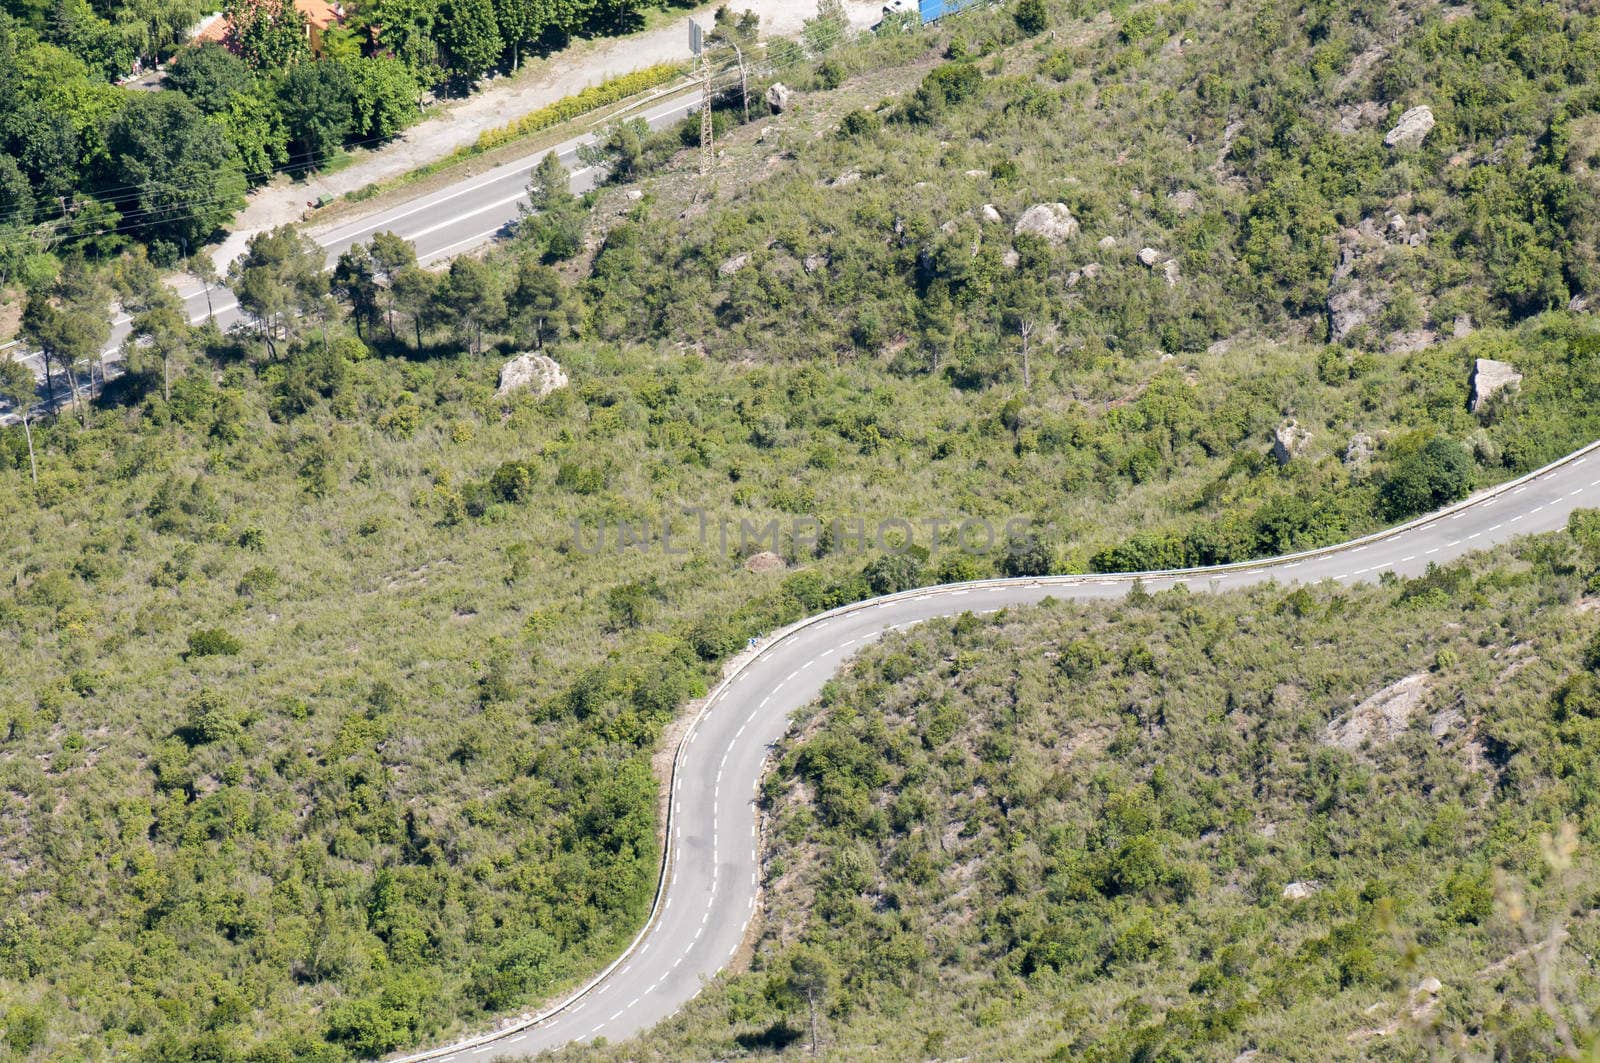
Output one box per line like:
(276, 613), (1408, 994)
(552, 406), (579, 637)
(0, 9), (918, 253)
(0, 16), (863, 230)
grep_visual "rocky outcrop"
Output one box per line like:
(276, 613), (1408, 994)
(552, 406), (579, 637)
(744, 550), (785, 574)
(1325, 673), (1429, 751)
(1470, 358), (1521, 412)
(1134, 247), (1179, 287)
(1167, 189), (1200, 214)
(1271, 419), (1311, 465)
(765, 82), (791, 112)
(1344, 433), (1376, 468)
(1282, 880), (1322, 901)
(977, 203), (1002, 224)
(1014, 203), (1079, 244)
(1066, 263), (1101, 287)
(496, 353), (568, 398)
(1384, 105), (1435, 149)
(802, 253), (830, 273)
(718, 253), (751, 276)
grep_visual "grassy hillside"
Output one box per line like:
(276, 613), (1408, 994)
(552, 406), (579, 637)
(562, 521), (1600, 1061)
(2, 0), (1599, 1058)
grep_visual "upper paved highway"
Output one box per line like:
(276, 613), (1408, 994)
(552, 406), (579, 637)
(0, 85), (705, 413)
(392, 440), (1600, 1061)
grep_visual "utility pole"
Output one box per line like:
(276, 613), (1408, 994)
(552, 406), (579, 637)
(691, 19), (712, 175)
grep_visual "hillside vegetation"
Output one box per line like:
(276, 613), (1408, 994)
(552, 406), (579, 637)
(1, 0), (1599, 1058)
(564, 520), (1600, 1060)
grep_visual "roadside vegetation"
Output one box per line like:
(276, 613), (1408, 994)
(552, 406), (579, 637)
(1, 0), (1599, 1058)
(0, 0), (716, 280)
(565, 520), (1600, 1061)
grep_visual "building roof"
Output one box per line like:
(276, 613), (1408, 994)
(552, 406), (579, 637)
(187, 0), (343, 48)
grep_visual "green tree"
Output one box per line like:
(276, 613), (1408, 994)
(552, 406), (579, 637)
(438, 0), (501, 81)
(103, 93), (247, 251)
(1014, 0), (1047, 35)
(576, 117), (649, 182)
(164, 42), (254, 114)
(128, 286), (192, 404)
(344, 55), (420, 141)
(355, 0), (440, 83)
(221, 87), (290, 182)
(772, 945), (836, 1056)
(391, 262), (439, 348)
(333, 243), (380, 338)
(509, 259), (575, 348)
(1380, 437), (1474, 521)
(228, 226), (328, 358)
(229, 0), (310, 69)
(434, 256), (504, 354)
(0, 355), (39, 483)
(184, 690), (241, 743)
(280, 60), (354, 168)
(518, 151), (584, 260)
(368, 230), (418, 339)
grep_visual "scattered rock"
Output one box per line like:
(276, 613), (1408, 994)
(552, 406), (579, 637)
(1386, 329), (1436, 354)
(1452, 314), (1474, 338)
(1098, 235), (1117, 249)
(1344, 433), (1376, 467)
(625, 189), (643, 201)
(1388, 213), (1408, 235)
(1570, 293), (1591, 313)
(1001, 248), (1021, 269)
(765, 82), (792, 112)
(802, 253), (830, 273)
(1283, 880), (1322, 901)
(496, 352), (568, 398)
(1430, 708), (1464, 742)
(978, 203), (1002, 224)
(1272, 419), (1312, 465)
(1334, 99), (1385, 134)
(1161, 258), (1181, 287)
(1014, 202), (1080, 245)
(1384, 105), (1435, 149)
(718, 253), (751, 276)
(1325, 673), (1430, 751)
(1167, 189), (1200, 214)
(1328, 283), (1379, 344)
(1409, 978), (1443, 1022)
(963, 169), (987, 179)
(1066, 262), (1102, 287)
(744, 550), (786, 574)
(1137, 246), (1162, 267)
(832, 169), (862, 187)
(1469, 357), (1521, 413)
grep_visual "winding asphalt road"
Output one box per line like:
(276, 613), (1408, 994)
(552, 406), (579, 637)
(390, 441), (1600, 1061)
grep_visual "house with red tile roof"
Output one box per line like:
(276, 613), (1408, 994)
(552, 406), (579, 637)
(189, 0), (345, 54)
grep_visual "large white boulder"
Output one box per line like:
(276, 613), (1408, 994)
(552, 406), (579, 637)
(1469, 357), (1521, 413)
(1384, 105), (1435, 149)
(1014, 203), (1079, 245)
(496, 352), (568, 398)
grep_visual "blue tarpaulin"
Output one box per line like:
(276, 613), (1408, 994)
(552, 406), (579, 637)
(919, 0), (979, 22)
